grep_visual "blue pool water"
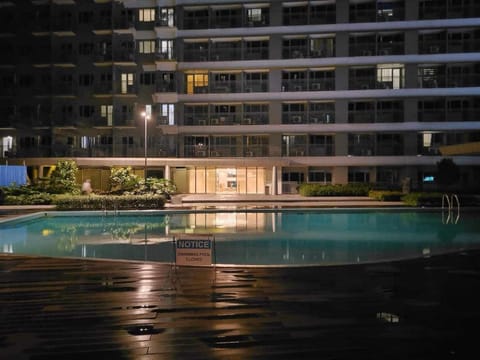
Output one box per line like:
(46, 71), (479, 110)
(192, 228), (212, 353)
(1, 209), (479, 266)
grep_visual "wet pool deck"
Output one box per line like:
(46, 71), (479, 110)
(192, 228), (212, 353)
(1, 196), (479, 359)
(1, 251), (480, 359)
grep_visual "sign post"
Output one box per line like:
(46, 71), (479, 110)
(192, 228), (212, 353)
(175, 236), (213, 267)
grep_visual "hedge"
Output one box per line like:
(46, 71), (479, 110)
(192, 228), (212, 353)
(54, 194), (166, 210)
(368, 190), (404, 201)
(298, 183), (371, 196)
(400, 192), (443, 207)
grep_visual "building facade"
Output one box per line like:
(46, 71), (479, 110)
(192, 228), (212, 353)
(1, 0), (479, 193)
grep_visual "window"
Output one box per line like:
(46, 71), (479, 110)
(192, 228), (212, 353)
(140, 72), (156, 85)
(246, 7), (269, 26)
(348, 169), (370, 183)
(308, 169), (332, 183)
(121, 73), (134, 93)
(139, 40), (156, 54)
(282, 171), (305, 182)
(122, 136), (134, 145)
(159, 8), (175, 27)
(186, 73), (209, 94)
(139, 8), (155, 22)
(79, 105), (95, 118)
(79, 74), (94, 86)
(158, 40), (174, 59)
(78, 11), (93, 24)
(158, 104), (175, 125)
(100, 105), (113, 126)
(376, 64), (404, 89)
(79, 42), (94, 55)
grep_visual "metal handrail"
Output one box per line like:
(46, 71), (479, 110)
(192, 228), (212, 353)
(442, 193), (460, 224)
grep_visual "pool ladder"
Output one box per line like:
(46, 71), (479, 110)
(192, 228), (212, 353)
(442, 193), (460, 224)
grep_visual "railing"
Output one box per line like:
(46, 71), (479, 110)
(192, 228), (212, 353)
(442, 193), (460, 224)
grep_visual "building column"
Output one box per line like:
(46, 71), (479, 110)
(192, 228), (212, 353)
(165, 164), (171, 180)
(271, 165), (277, 195)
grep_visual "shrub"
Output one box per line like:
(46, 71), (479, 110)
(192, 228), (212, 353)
(2, 185), (53, 204)
(125, 177), (177, 197)
(401, 192), (442, 207)
(54, 194), (166, 210)
(109, 167), (140, 193)
(368, 190), (404, 201)
(298, 183), (371, 196)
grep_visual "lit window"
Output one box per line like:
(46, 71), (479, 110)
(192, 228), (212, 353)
(139, 40), (156, 54)
(159, 104), (175, 125)
(139, 8), (155, 22)
(100, 105), (113, 126)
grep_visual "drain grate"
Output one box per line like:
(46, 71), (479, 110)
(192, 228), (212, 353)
(126, 324), (164, 336)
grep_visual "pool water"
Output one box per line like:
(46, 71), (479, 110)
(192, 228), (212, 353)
(1, 209), (479, 266)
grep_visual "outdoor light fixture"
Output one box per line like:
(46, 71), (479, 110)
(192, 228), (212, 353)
(141, 111), (150, 177)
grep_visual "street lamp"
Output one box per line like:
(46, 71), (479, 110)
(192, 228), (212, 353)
(141, 111), (150, 178)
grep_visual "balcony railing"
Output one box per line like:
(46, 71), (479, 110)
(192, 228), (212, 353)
(283, 113), (306, 124)
(309, 112), (334, 124)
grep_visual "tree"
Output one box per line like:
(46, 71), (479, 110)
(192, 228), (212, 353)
(436, 158), (460, 188)
(48, 160), (80, 194)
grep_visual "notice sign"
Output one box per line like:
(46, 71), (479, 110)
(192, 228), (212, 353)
(175, 238), (212, 267)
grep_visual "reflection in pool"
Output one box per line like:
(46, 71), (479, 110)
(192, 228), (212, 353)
(1, 210), (479, 266)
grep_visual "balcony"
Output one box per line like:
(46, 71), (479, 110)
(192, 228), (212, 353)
(210, 80), (241, 93)
(209, 114), (240, 126)
(244, 81), (268, 93)
(211, 14), (242, 29)
(94, 82), (113, 95)
(183, 15), (209, 30)
(283, 113), (306, 124)
(309, 144), (334, 156)
(209, 146), (239, 157)
(113, 51), (135, 62)
(309, 112), (334, 124)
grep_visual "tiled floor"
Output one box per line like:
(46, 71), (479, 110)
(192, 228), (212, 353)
(1, 251), (479, 359)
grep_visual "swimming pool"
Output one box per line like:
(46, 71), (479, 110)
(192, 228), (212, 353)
(1, 209), (479, 266)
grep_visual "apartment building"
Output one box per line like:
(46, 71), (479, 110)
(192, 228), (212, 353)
(0, 0), (479, 193)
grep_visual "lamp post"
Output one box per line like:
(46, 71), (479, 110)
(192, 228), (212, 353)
(141, 111), (150, 178)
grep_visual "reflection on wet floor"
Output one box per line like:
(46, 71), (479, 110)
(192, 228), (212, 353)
(1, 251), (480, 359)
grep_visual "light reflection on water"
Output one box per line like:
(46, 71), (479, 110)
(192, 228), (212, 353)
(1, 210), (479, 266)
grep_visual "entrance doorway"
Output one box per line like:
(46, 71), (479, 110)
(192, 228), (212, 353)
(216, 168), (237, 193)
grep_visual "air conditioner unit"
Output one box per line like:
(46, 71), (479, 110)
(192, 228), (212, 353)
(292, 115), (302, 123)
(311, 83), (321, 90)
(429, 45), (440, 53)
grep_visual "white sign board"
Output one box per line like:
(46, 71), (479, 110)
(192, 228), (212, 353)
(175, 238), (212, 267)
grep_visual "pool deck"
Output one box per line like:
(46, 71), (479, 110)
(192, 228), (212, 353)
(1, 196), (479, 359)
(0, 194), (405, 219)
(1, 251), (480, 359)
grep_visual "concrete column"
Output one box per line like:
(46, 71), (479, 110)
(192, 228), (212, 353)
(276, 165), (282, 194)
(271, 165), (277, 195)
(165, 164), (171, 180)
(404, 98), (418, 122)
(333, 166), (348, 184)
(404, 63), (418, 89)
(404, 30), (418, 55)
(336, 0), (350, 23)
(404, 132), (419, 156)
(335, 66), (349, 91)
(269, 133), (282, 156)
(335, 133), (349, 156)
(405, 0), (419, 21)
